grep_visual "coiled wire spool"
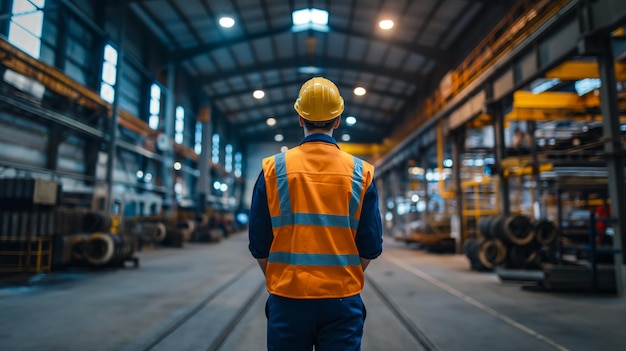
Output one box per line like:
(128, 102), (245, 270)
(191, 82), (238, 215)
(52, 233), (90, 266)
(503, 215), (535, 246)
(464, 238), (507, 270)
(140, 222), (167, 243)
(488, 215), (507, 242)
(177, 219), (196, 242)
(507, 243), (540, 269)
(478, 216), (495, 238)
(83, 233), (133, 266)
(486, 214), (534, 245)
(534, 219), (557, 245)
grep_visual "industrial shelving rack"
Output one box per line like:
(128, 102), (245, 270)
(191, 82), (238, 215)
(0, 178), (59, 273)
(540, 174), (620, 291)
(0, 237), (52, 273)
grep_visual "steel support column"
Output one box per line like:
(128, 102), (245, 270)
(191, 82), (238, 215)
(161, 63), (176, 214)
(0, 0), (12, 37)
(421, 151), (431, 219)
(376, 176), (385, 233)
(83, 139), (99, 186)
(452, 129), (465, 253)
(45, 124), (62, 171)
(196, 107), (212, 215)
(597, 35), (626, 295)
(492, 103), (510, 215)
(105, 1), (126, 213)
(53, 7), (68, 71)
(389, 165), (403, 235)
(528, 121), (542, 219)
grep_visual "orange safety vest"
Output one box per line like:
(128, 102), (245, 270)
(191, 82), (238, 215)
(262, 141), (375, 299)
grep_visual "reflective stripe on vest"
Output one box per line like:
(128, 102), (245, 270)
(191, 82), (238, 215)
(271, 153), (363, 230)
(268, 252), (361, 266)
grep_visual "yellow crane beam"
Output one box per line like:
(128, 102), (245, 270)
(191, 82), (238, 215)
(513, 91), (604, 110)
(545, 61), (626, 80)
(506, 108), (626, 122)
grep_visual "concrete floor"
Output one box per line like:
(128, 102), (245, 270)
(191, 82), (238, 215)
(1, 233), (625, 351)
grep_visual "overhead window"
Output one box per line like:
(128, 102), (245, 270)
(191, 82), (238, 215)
(175, 106), (184, 144)
(211, 133), (220, 164)
(292, 8), (329, 32)
(225, 144), (233, 173)
(234, 152), (243, 178)
(8, 0), (45, 58)
(194, 121), (202, 155)
(149, 84), (161, 130)
(100, 44), (118, 103)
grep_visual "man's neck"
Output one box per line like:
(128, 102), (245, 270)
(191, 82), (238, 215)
(304, 130), (333, 138)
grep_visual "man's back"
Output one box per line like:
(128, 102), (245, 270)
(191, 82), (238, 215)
(261, 138), (374, 299)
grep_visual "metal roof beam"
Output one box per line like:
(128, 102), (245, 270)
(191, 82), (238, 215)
(196, 56), (420, 85)
(169, 24), (448, 65)
(207, 77), (409, 101)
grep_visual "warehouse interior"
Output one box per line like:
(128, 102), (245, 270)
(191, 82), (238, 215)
(1, 0), (626, 350)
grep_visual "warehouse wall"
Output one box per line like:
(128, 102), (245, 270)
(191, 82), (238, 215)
(0, 0), (246, 215)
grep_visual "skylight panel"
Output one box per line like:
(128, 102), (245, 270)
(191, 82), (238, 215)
(310, 9), (328, 25)
(292, 8), (329, 32)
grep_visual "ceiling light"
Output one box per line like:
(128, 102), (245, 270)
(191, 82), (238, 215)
(174, 162), (182, 170)
(345, 116), (357, 126)
(280, 146), (289, 153)
(219, 17), (235, 28)
(274, 134), (284, 142)
(341, 134), (351, 142)
(266, 117), (276, 126)
(379, 20), (394, 30)
(353, 87), (366, 96)
(253, 89), (265, 99)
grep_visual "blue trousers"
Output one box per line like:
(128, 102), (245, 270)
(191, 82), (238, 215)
(265, 294), (366, 351)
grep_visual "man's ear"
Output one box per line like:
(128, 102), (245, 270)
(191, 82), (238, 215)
(299, 116), (304, 127)
(333, 117), (341, 129)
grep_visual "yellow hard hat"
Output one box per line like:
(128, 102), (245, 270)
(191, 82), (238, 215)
(294, 77), (344, 122)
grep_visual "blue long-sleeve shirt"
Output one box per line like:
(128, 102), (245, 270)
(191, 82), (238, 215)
(248, 134), (383, 260)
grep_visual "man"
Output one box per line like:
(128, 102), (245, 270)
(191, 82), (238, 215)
(248, 77), (383, 351)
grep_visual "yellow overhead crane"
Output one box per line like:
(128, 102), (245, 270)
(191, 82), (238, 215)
(507, 90), (626, 122)
(544, 61), (626, 81)
(507, 59), (626, 122)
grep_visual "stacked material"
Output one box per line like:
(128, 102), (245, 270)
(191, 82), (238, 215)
(0, 178), (61, 272)
(541, 263), (615, 292)
(53, 209), (137, 268)
(466, 215), (556, 271)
